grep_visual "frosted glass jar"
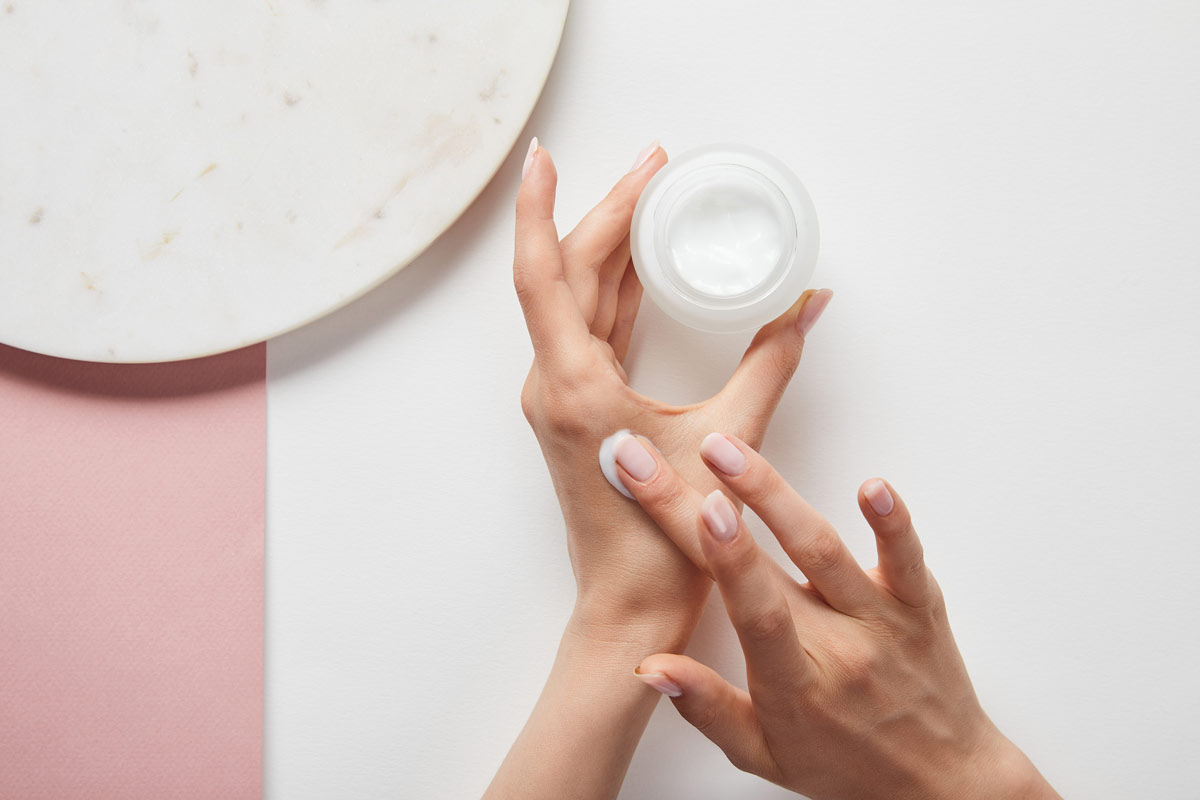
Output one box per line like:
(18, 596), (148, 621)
(630, 144), (819, 333)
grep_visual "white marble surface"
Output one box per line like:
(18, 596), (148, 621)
(0, 0), (567, 362)
(266, 1), (1200, 798)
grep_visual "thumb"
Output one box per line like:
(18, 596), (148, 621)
(635, 654), (772, 777)
(715, 289), (833, 446)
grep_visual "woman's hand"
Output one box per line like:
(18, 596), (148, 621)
(486, 139), (831, 800)
(515, 138), (833, 647)
(617, 433), (1061, 800)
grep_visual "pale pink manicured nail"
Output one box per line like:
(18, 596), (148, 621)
(864, 480), (895, 516)
(630, 139), (660, 172)
(700, 490), (739, 542)
(521, 136), (539, 180)
(614, 434), (658, 482)
(635, 670), (682, 697)
(700, 432), (747, 477)
(796, 288), (833, 337)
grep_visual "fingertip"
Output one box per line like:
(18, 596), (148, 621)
(700, 432), (749, 478)
(859, 478), (912, 533)
(633, 667), (683, 697)
(629, 140), (668, 174)
(521, 135), (539, 180)
(700, 490), (740, 543)
(861, 478), (928, 605)
(861, 478), (895, 518)
(795, 288), (833, 338)
(613, 433), (659, 485)
(641, 144), (668, 175)
(612, 143), (668, 205)
(637, 656), (767, 776)
(517, 139), (557, 214)
(636, 654), (694, 697)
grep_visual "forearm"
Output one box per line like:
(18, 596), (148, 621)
(484, 613), (694, 800)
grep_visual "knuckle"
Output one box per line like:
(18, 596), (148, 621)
(724, 746), (760, 776)
(604, 184), (639, 218)
(927, 581), (949, 620)
(519, 380), (538, 426)
(902, 613), (939, 650)
(834, 642), (881, 688)
(637, 467), (686, 509)
(724, 749), (750, 773)
(734, 468), (782, 508)
(795, 529), (844, 576)
(902, 550), (927, 582)
(512, 257), (534, 292)
(539, 400), (590, 436)
(763, 345), (800, 392)
(879, 512), (914, 542)
(552, 353), (595, 388)
(740, 605), (794, 645)
(689, 704), (721, 736)
(556, 234), (587, 271)
(520, 372), (599, 437)
(721, 536), (761, 577)
(895, 580), (947, 636)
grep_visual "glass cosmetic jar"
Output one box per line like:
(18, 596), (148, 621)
(630, 144), (819, 333)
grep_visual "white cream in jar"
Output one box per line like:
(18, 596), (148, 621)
(630, 144), (820, 332)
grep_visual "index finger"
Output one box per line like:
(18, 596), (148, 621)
(513, 139), (591, 363)
(700, 433), (878, 616)
(610, 432), (825, 692)
(609, 431), (709, 569)
(697, 491), (815, 707)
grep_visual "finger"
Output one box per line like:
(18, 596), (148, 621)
(859, 479), (931, 607)
(607, 260), (643, 364)
(559, 144), (667, 320)
(635, 654), (774, 779)
(697, 490), (814, 706)
(589, 235), (632, 339)
(700, 432), (878, 615)
(611, 432), (709, 570)
(513, 138), (591, 365)
(716, 289), (833, 444)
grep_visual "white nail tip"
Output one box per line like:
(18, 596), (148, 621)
(521, 136), (538, 179)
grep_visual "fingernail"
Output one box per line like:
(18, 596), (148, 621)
(634, 670), (682, 697)
(796, 288), (833, 337)
(630, 139), (660, 172)
(614, 434), (658, 482)
(864, 479), (895, 516)
(700, 432), (747, 477)
(700, 490), (739, 542)
(521, 136), (539, 180)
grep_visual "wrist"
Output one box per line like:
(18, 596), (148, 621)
(988, 744), (1059, 800)
(943, 725), (1060, 800)
(567, 592), (705, 663)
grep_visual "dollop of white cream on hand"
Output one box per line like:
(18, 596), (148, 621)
(598, 429), (636, 499)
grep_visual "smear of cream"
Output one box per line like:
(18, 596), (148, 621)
(598, 429), (635, 499)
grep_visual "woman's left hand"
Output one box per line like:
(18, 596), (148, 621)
(515, 139), (833, 649)
(488, 139), (832, 800)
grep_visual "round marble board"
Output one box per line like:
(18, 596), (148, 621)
(0, 0), (568, 363)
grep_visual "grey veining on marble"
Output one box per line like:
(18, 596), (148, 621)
(0, 0), (568, 362)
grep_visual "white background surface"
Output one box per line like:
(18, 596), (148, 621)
(265, 1), (1200, 797)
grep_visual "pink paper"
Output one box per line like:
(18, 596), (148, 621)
(0, 343), (265, 799)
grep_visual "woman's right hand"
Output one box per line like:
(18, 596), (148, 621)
(615, 432), (1061, 800)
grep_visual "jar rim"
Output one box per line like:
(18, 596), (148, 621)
(631, 143), (820, 333)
